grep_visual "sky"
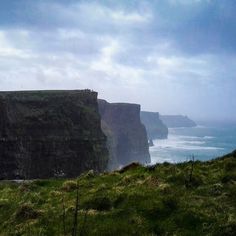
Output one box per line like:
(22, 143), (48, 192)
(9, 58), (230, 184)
(0, 0), (236, 121)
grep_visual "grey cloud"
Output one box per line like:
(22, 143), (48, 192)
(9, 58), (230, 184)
(0, 0), (235, 121)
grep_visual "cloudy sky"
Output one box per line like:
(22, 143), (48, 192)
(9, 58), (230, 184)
(0, 0), (236, 121)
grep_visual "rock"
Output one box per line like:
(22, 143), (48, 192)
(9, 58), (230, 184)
(140, 111), (168, 140)
(148, 139), (154, 147)
(98, 100), (150, 169)
(119, 162), (141, 173)
(0, 90), (108, 179)
(160, 115), (197, 128)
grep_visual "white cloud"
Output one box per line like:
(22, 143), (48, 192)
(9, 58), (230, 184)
(0, 31), (31, 58)
(110, 11), (151, 24)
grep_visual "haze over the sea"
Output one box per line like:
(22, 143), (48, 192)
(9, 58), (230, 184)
(0, 0), (236, 121)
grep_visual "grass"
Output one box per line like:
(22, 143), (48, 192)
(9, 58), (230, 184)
(0, 151), (236, 235)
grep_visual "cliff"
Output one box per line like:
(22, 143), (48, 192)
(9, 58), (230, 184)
(98, 100), (150, 169)
(160, 115), (197, 128)
(0, 90), (108, 179)
(140, 111), (168, 139)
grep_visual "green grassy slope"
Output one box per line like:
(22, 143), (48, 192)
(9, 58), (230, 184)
(0, 151), (236, 236)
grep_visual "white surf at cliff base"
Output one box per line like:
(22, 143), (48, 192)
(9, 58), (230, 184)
(150, 122), (236, 164)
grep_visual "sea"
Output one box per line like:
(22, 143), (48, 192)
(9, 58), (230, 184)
(150, 121), (236, 164)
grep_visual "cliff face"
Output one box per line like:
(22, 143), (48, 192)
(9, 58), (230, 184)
(98, 100), (150, 169)
(160, 115), (197, 128)
(0, 90), (108, 179)
(140, 111), (168, 140)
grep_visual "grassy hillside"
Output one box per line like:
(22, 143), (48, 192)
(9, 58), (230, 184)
(0, 151), (236, 236)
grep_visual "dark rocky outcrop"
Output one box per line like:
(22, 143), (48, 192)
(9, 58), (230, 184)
(148, 139), (154, 147)
(140, 111), (168, 140)
(160, 115), (197, 128)
(98, 100), (150, 169)
(0, 90), (108, 179)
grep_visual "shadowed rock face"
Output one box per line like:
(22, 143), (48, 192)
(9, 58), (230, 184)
(0, 90), (108, 179)
(98, 99), (150, 169)
(141, 111), (168, 140)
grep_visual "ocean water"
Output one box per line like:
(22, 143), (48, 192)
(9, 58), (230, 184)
(150, 122), (236, 164)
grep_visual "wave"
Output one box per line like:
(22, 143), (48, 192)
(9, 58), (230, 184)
(195, 125), (206, 128)
(173, 135), (202, 140)
(151, 145), (223, 151)
(203, 136), (215, 139)
(169, 125), (206, 130)
(166, 134), (215, 141)
(182, 141), (206, 145)
(150, 135), (223, 151)
(150, 157), (175, 164)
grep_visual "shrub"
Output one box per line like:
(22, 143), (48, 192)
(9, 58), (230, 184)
(163, 162), (171, 167)
(210, 183), (223, 196)
(191, 174), (203, 186)
(83, 196), (112, 211)
(83, 170), (95, 178)
(213, 222), (236, 236)
(15, 203), (40, 220)
(143, 200), (175, 219)
(162, 196), (178, 211)
(18, 182), (37, 192)
(175, 210), (203, 230)
(33, 180), (51, 187)
(119, 163), (141, 173)
(143, 176), (159, 188)
(62, 180), (78, 192)
(0, 199), (10, 209)
(113, 193), (127, 207)
(185, 174), (203, 188)
(228, 185), (236, 200)
(159, 183), (172, 194)
(167, 172), (185, 185)
(221, 173), (236, 183)
(224, 160), (236, 172)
